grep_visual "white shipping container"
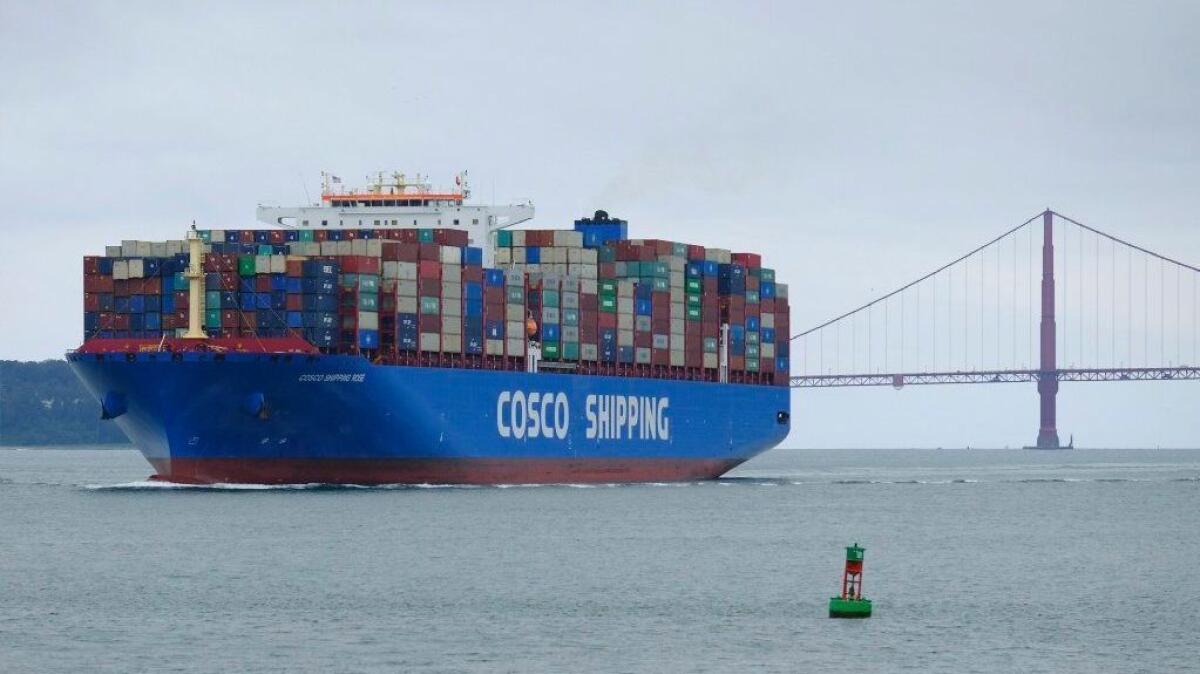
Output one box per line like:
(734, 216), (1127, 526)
(567, 248), (581, 264)
(336, 241), (352, 256)
(506, 320), (525, 337)
(618, 313), (633, 330)
(542, 307), (560, 323)
(561, 292), (579, 309)
(420, 333), (440, 352)
(581, 343), (598, 361)
(442, 316), (462, 335)
(670, 351), (685, 367)
(618, 329), (634, 346)
(762, 343), (776, 359)
(511, 230), (526, 247)
(167, 241), (185, 255)
(670, 303), (684, 320)
(135, 241), (153, 257)
(351, 239), (368, 256)
(562, 325), (579, 342)
(105, 245), (122, 258)
(580, 278), (598, 295)
(441, 282), (463, 299)
(255, 255), (270, 274)
(439, 245), (458, 264)
(121, 240), (138, 257)
(560, 276), (579, 292)
(705, 248), (731, 264)
(671, 334), (685, 351)
(397, 280), (418, 297)
(703, 353), (719, 369)
(761, 313), (775, 329)
(320, 241), (338, 256)
(443, 299), (463, 317)
(382, 261), (399, 279)
(505, 271), (524, 287)
(209, 230), (225, 243)
(150, 242), (168, 258)
(366, 239), (382, 257)
(618, 280), (635, 297)
(496, 248), (512, 264)
(442, 264), (462, 280)
(671, 319), (685, 336)
(652, 334), (670, 349)
(127, 258), (145, 278)
(484, 339), (503, 355)
(358, 311), (379, 330)
(776, 283), (788, 299)
(581, 248), (598, 265)
(635, 347), (652, 364)
(396, 296), (418, 314)
(617, 297), (634, 314)
(112, 260), (129, 280)
(270, 255), (286, 273)
(635, 315), (652, 332)
(506, 337), (525, 356)
(506, 305), (524, 322)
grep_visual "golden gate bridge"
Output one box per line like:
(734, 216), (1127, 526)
(789, 210), (1200, 448)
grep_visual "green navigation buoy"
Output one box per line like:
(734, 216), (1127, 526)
(829, 543), (872, 618)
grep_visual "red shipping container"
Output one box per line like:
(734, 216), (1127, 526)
(761, 298), (775, 313)
(746, 276), (760, 291)
(220, 272), (238, 289)
(344, 229), (360, 240)
(702, 305), (719, 322)
(84, 275), (114, 293)
(579, 294), (598, 311)
(256, 276), (271, 292)
(435, 229), (469, 247)
(579, 323), (598, 342)
(634, 332), (652, 348)
(761, 356), (775, 373)
(484, 287), (504, 304)
(83, 256), (101, 274)
(687, 245), (705, 261)
(380, 241), (400, 261)
(686, 350), (703, 368)
(686, 334), (702, 351)
(702, 322), (719, 338)
(174, 309), (188, 325)
(113, 279), (130, 297)
(418, 243), (440, 260)
(269, 230), (285, 244)
(462, 266), (483, 283)
(651, 318), (670, 334)
(204, 255), (222, 272)
(598, 312), (617, 329)
(99, 313), (116, 329)
(113, 314), (130, 330)
(395, 243), (419, 262)
(651, 305), (669, 321)
(314, 229), (329, 242)
(732, 253), (761, 269)
(343, 256), (381, 274)
(287, 294), (303, 311)
(83, 293), (100, 311)
(174, 291), (189, 309)
(399, 229), (418, 243)
(704, 278), (718, 294)
(729, 355), (745, 371)
(418, 260), (442, 280)
(599, 262), (616, 278)
(286, 260), (304, 277)
(221, 310), (238, 328)
(418, 278), (441, 296)
(651, 349), (669, 366)
(239, 230), (255, 244)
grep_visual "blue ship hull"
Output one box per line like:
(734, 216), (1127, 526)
(67, 350), (791, 484)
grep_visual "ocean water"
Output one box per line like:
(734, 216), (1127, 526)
(1, 447), (1197, 673)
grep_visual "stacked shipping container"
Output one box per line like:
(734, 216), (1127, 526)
(82, 218), (788, 384)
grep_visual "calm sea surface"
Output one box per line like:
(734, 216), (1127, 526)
(0, 447), (1197, 673)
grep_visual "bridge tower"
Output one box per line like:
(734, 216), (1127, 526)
(1036, 210), (1062, 448)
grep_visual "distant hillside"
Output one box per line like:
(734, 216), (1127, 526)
(0, 360), (128, 446)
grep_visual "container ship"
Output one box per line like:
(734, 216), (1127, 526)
(68, 171), (792, 484)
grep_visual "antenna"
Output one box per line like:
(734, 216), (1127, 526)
(300, 172), (311, 205)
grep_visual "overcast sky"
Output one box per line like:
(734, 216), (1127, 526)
(2, 1), (1197, 447)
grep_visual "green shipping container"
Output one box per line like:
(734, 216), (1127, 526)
(746, 290), (760, 304)
(686, 306), (702, 321)
(746, 358), (760, 372)
(205, 290), (221, 308)
(496, 230), (512, 247)
(542, 290), (559, 308)
(358, 275), (380, 292)
(599, 296), (617, 312)
(702, 337), (718, 353)
(760, 268), (775, 282)
(506, 287), (525, 303)
(562, 341), (580, 360)
(599, 279), (618, 295)
(562, 308), (579, 326)
(299, 229), (314, 242)
(198, 230), (212, 243)
(204, 308), (222, 328)
(257, 244), (273, 256)
(542, 341), (561, 360)
(685, 278), (702, 293)
(597, 247), (616, 263)
(358, 293), (379, 310)
(238, 255), (256, 277)
(418, 229), (435, 243)
(174, 273), (188, 291)
(652, 278), (669, 292)
(671, 242), (688, 257)
(420, 296), (440, 315)
(686, 293), (702, 308)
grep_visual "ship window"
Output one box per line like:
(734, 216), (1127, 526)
(302, 220), (309, 226)
(422, 201), (429, 207)
(374, 220), (380, 226)
(413, 219), (418, 225)
(321, 220), (328, 227)
(391, 220), (397, 226)
(453, 219), (460, 226)
(384, 200), (396, 207)
(472, 218), (479, 225)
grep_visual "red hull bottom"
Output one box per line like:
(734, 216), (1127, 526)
(149, 458), (745, 485)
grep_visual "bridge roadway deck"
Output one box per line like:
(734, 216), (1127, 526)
(790, 366), (1200, 388)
